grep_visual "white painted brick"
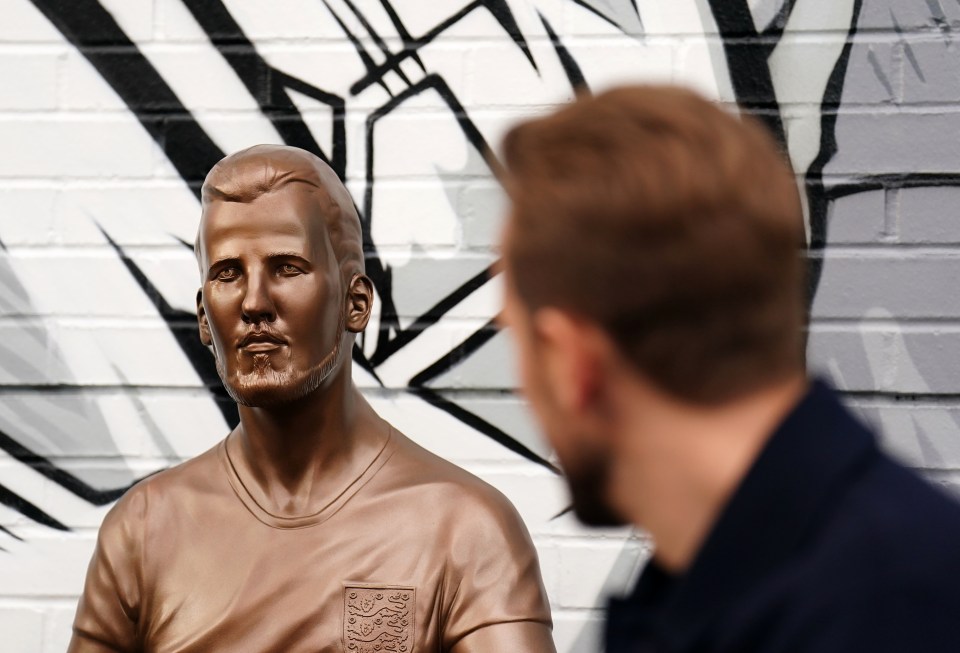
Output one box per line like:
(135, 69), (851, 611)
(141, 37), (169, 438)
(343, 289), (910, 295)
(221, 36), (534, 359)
(219, 0), (356, 41)
(1, 2), (958, 652)
(0, 530), (98, 596)
(44, 604), (78, 653)
(0, 118), (155, 179)
(552, 611), (605, 653)
(58, 50), (130, 112)
(0, 52), (60, 110)
(155, 0), (209, 41)
(4, 253), (166, 317)
(0, 605), (44, 653)
(0, 1), (67, 43)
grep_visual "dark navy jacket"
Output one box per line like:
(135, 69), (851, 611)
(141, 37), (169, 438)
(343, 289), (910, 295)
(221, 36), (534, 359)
(606, 380), (960, 653)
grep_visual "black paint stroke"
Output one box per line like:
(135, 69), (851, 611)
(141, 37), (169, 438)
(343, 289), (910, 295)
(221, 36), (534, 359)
(342, 0), (412, 86)
(378, 0), (427, 72)
(350, 0), (538, 96)
(0, 428), (126, 508)
(29, 0), (224, 190)
(540, 12), (590, 94)
(368, 267), (492, 367)
(708, 0), (787, 148)
(322, 0), (394, 97)
(99, 227), (240, 428)
(804, 0), (864, 306)
(0, 524), (23, 542)
(760, 0), (799, 40)
(181, 0), (347, 178)
(408, 319), (559, 474)
(0, 481), (68, 531)
(362, 73), (502, 369)
(12, 0), (623, 531)
(826, 173), (960, 201)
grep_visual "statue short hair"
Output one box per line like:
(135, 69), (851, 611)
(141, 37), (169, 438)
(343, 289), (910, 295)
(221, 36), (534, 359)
(198, 144), (364, 281)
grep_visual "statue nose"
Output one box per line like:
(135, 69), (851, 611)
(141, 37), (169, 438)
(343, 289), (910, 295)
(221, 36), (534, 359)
(241, 275), (276, 324)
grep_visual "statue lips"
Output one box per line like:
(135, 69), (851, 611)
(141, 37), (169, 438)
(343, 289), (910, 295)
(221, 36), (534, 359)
(238, 330), (287, 353)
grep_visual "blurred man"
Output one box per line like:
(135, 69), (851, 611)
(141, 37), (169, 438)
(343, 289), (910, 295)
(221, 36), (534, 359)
(499, 85), (960, 652)
(69, 145), (554, 653)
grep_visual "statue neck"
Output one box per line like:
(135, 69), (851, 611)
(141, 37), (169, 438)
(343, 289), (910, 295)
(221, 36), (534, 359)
(228, 366), (389, 519)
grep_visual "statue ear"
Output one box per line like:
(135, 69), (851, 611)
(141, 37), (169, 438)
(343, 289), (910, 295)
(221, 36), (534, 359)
(197, 288), (213, 346)
(345, 274), (374, 333)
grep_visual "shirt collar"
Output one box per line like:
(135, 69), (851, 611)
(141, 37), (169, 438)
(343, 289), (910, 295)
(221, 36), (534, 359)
(609, 379), (879, 650)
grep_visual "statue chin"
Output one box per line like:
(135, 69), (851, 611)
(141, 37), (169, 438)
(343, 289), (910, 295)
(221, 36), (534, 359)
(218, 364), (334, 408)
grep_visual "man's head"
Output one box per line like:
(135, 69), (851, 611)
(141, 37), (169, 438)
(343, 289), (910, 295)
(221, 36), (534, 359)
(195, 144), (372, 407)
(499, 85), (806, 525)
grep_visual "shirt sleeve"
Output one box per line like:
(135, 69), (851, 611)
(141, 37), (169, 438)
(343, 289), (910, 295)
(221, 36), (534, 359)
(68, 484), (147, 653)
(440, 483), (554, 652)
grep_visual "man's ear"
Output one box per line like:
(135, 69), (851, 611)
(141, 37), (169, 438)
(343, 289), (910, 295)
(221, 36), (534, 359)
(345, 274), (374, 333)
(197, 288), (212, 346)
(533, 308), (605, 415)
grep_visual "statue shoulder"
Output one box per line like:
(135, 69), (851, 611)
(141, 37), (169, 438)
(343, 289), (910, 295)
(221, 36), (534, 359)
(101, 440), (225, 530)
(387, 429), (527, 528)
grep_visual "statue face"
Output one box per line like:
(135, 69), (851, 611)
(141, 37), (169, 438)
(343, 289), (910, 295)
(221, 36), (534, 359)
(197, 183), (346, 407)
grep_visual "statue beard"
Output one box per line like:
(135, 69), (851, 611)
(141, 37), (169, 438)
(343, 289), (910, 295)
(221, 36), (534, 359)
(217, 309), (347, 408)
(565, 441), (628, 528)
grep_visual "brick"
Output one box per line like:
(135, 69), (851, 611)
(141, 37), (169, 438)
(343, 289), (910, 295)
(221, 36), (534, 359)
(897, 185), (960, 243)
(0, 52), (59, 110)
(43, 604), (78, 653)
(216, 0), (364, 41)
(856, 0), (960, 32)
(2, 252), (173, 318)
(0, 605), (44, 653)
(464, 42), (576, 109)
(831, 40), (899, 105)
(459, 180), (507, 250)
(901, 38), (960, 104)
(58, 49), (131, 111)
(826, 111), (960, 175)
(367, 180), (462, 249)
(0, 1), (67, 42)
(811, 253), (960, 318)
(823, 189), (887, 244)
(138, 45), (273, 110)
(808, 325), (960, 394)
(0, 117), (155, 178)
(377, 249), (494, 318)
(553, 539), (648, 609)
(0, 530), (98, 596)
(847, 399), (960, 470)
(562, 39), (673, 95)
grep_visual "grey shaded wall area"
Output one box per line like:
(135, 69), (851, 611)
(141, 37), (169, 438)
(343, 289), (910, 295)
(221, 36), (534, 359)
(808, 0), (960, 473)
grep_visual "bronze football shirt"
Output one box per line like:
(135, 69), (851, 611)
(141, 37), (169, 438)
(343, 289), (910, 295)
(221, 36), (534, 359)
(68, 428), (554, 652)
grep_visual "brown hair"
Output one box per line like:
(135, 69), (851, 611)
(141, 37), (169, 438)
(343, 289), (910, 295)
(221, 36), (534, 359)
(501, 85), (806, 404)
(198, 144), (364, 281)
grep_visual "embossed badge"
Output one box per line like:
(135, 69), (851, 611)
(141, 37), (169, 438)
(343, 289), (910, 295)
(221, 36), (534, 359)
(343, 584), (415, 653)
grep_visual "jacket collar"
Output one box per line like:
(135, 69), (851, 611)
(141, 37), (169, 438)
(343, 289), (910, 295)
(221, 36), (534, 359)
(608, 379), (879, 650)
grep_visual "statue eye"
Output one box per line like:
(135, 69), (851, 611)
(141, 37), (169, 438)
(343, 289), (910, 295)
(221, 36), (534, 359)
(216, 267), (240, 282)
(278, 263), (302, 276)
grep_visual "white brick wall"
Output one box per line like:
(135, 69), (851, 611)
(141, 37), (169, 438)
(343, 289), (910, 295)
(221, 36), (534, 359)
(1, 1), (959, 651)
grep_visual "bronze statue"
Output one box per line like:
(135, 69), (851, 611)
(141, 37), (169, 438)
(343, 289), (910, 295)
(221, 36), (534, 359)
(68, 145), (555, 653)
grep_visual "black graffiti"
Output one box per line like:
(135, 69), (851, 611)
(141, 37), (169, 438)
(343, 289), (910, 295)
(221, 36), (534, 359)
(4, 0), (872, 538)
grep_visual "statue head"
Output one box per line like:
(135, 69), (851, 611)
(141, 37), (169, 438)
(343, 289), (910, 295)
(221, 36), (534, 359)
(195, 144), (372, 407)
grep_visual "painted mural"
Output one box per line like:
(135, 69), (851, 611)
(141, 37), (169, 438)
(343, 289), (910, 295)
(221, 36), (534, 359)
(1, 0), (958, 650)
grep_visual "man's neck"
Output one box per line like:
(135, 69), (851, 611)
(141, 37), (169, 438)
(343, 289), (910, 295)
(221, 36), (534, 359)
(612, 374), (808, 573)
(228, 366), (389, 518)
